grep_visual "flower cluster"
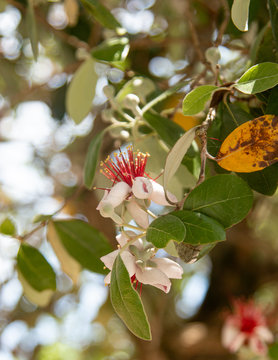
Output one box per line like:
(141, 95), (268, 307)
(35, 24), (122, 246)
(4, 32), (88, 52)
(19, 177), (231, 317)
(97, 146), (183, 294)
(222, 299), (273, 356)
(101, 231), (183, 293)
(97, 145), (177, 228)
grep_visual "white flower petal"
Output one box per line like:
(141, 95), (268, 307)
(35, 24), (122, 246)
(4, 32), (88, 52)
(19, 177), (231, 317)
(126, 199), (149, 228)
(255, 326), (274, 343)
(135, 266), (171, 293)
(105, 182), (131, 207)
(152, 258), (183, 279)
(100, 249), (119, 270)
(96, 190), (109, 210)
(121, 251), (136, 277)
(149, 180), (177, 206)
(132, 177), (153, 199)
(116, 231), (137, 247)
(104, 272), (111, 285)
(222, 324), (240, 349)
(249, 335), (267, 355)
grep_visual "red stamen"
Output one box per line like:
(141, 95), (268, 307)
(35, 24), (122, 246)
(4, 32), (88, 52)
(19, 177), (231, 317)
(135, 280), (139, 290)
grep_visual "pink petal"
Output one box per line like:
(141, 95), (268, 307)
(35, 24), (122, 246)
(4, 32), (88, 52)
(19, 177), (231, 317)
(121, 251), (136, 277)
(104, 272), (111, 285)
(249, 335), (267, 355)
(255, 326), (274, 343)
(149, 180), (177, 206)
(135, 266), (171, 293)
(132, 177), (153, 199)
(100, 249), (119, 270)
(116, 231), (135, 247)
(222, 324), (242, 351)
(152, 258), (183, 279)
(105, 182), (131, 208)
(126, 199), (149, 228)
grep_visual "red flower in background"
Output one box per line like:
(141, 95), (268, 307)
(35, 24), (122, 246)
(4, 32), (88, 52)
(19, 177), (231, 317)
(222, 299), (274, 355)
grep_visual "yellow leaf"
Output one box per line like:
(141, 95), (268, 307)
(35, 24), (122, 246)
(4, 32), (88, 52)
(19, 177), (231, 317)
(173, 110), (200, 131)
(216, 115), (278, 172)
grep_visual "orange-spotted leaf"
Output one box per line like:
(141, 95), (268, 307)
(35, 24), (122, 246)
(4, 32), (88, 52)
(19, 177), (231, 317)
(216, 115), (278, 172)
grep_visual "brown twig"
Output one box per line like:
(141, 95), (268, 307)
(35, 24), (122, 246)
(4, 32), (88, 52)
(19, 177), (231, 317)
(215, 0), (230, 47)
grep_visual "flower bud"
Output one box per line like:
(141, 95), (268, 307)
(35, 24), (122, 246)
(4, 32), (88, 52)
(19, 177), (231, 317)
(132, 177), (153, 199)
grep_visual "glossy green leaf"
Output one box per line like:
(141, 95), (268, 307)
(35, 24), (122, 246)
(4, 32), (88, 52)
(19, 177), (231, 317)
(146, 214), (186, 248)
(81, 0), (121, 29)
(26, 0), (38, 60)
(184, 174), (253, 228)
(182, 85), (218, 115)
(91, 38), (130, 69)
(84, 131), (104, 189)
(164, 126), (198, 191)
(231, 0), (250, 32)
(110, 255), (151, 340)
(50, 219), (112, 274)
(234, 62), (278, 94)
(171, 210), (226, 245)
(0, 217), (16, 236)
(17, 243), (56, 292)
(66, 57), (97, 124)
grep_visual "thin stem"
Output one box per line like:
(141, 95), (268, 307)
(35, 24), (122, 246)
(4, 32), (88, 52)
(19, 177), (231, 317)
(215, 0), (230, 47)
(120, 223), (146, 232)
(119, 232), (146, 252)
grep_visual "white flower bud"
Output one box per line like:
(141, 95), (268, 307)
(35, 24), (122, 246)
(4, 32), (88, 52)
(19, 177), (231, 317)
(123, 94), (140, 108)
(132, 177), (153, 199)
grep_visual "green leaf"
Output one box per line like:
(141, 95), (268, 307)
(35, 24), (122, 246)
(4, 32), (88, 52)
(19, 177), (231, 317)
(91, 37), (130, 70)
(143, 111), (184, 148)
(110, 255), (151, 340)
(81, 0), (121, 29)
(66, 57), (98, 124)
(182, 85), (219, 115)
(183, 174), (253, 228)
(50, 219), (112, 274)
(269, 343), (278, 360)
(234, 62), (278, 94)
(171, 210), (226, 245)
(268, 0), (278, 52)
(0, 217), (16, 236)
(26, 0), (38, 60)
(17, 243), (56, 292)
(33, 214), (53, 224)
(84, 131), (104, 189)
(164, 126), (198, 192)
(231, 0), (250, 32)
(266, 85), (278, 115)
(146, 214), (186, 248)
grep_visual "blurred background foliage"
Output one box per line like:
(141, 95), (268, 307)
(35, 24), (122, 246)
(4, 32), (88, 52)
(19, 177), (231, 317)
(0, 0), (278, 359)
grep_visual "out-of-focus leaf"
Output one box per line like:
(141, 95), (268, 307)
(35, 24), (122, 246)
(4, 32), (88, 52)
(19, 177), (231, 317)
(91, 38), (130, 70)
(26, 0), (38, 60)
(231, 0), (250, 32)
(64, 0), (79, 27)
(216, 115), (278, 172)
(268, 0), (278, 51)
(164, 126), (198, 192)
(33, 214), (53, 223)
(110, 255), (152, 340)
(84, 131), (104, 189)
(0, 217), (16, 236)
(50, 219), (112, 274)
(234, 62), (278, 94)
(184, 174), (253, 228)
(146, 214), (186, 248)
(66, 57), (97, 124)
(17, 243), (56, 292)
(81, 0), (121, 29)
(116, 77), (156, 104)
(171, 210), (226, 245)
(47, 221), (81, 284)
(182, 85), (218, 115)
(269, 343), (278, 360)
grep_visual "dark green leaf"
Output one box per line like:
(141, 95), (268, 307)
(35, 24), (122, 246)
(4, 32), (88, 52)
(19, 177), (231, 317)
(269, 343), (278, 360)
(184, 174), (253, 228)
(51, 219), (112, 274)
(66, 57), (97, 124)
(146, 214), (186, 248)
(171, 210), (226, 245)
(110, 255), (151, 340)
(234, 62), (278, 94)
(91, 38), (130, 70)
(266, 85), (278, 115)
(17, 243), (56, 292)
(0, 217), (16, 236)
(81, 0), (121, 29)
(268, 0), (278, 52)
(84, 131), (104, 189)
